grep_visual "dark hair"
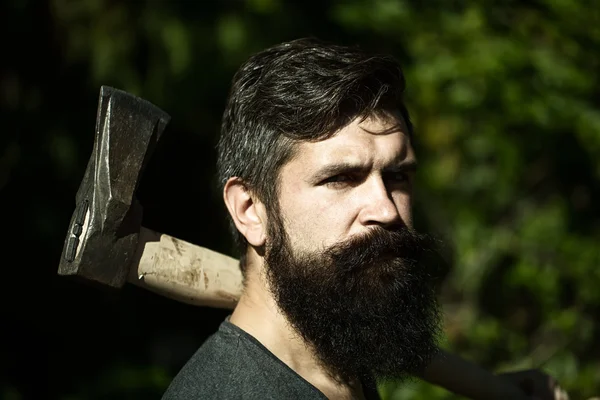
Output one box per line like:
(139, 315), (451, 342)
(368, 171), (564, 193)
(217, 37), (413, 274)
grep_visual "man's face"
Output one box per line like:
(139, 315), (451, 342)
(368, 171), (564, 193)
(277, 115), (416, 253)
(262, 115), (441, 382)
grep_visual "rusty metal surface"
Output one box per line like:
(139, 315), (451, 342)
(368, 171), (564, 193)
(58, 86), (170, 287)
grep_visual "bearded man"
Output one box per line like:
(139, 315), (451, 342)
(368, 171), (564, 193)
(162, 38), (565, 400)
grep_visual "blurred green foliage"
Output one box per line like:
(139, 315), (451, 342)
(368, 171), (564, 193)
(2, 0), (599, 399)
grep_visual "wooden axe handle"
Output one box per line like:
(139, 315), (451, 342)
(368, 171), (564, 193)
(128, 227), (243, 309)
(126, 228), (543, 399)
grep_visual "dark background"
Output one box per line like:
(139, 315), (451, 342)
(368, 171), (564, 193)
(1, 1), (599, 399)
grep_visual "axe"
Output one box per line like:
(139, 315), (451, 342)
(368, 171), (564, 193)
(57, 87), (560, 400)
(58, 86), (242, 309)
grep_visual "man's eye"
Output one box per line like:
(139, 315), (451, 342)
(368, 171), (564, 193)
(390, 172), (408, 182)
(385, 171), (411, 186)
(323, 174), (355, 187)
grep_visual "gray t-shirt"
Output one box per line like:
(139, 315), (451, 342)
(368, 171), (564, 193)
(162, 319), (381, 399)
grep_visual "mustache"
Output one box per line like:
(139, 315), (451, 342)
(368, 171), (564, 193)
(323, 226), (436, 273)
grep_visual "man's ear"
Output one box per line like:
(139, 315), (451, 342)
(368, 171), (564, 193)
(223, 177), (267, 247)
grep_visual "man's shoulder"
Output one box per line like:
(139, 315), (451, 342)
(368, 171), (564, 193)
(162, 320), (327, 400)
(161, 322), (244, 399)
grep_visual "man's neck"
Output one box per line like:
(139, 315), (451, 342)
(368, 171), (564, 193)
(229, 270), (365, 400)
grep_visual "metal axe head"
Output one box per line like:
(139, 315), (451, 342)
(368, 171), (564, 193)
(58, 86), (171, 288)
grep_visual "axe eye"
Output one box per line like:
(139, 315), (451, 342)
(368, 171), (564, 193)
(65, 199), (89, 263)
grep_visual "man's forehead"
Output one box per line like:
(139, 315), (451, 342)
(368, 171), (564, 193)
(292, 116), (413, 167)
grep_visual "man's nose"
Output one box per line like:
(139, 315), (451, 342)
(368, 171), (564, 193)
(357, 178), (403, 228)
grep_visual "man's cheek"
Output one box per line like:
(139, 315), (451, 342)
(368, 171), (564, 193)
(392, 193), (413, 227)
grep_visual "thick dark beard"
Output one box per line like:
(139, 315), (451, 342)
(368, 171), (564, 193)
(264, 222), (442, 384)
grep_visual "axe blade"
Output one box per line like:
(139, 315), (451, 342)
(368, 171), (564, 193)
(58, 86), (171, 288)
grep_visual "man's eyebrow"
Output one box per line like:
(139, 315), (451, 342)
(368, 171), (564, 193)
(311, 159), (418, 182)
(383, 159), (418, 174)
(311, 162), (369, 182)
